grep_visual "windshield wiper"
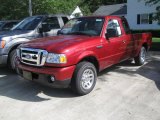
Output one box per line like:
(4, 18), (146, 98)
(14, 28), (22, 30)
(68, 31), (92, 36)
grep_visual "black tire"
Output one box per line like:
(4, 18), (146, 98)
(8, 49), (17, 70)
(134, 46), (147, 66)
(71, 61), (97, 96)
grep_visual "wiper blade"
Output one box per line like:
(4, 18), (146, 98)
(68, 32), (92, 36)
(14, 28), (22, 30)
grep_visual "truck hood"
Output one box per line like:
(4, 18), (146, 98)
(21, 35), (101, 53)
(0, 30), (34, 40)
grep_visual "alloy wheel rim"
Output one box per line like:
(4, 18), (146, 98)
(140, 48), (146, 63)
(81, 69), (94, 90)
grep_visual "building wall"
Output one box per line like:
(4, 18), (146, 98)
(127, 0), (160, 30)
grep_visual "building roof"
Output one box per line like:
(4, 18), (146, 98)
(93, 3), (127, 16)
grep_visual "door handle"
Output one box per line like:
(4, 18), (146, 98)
(96, 45), (103, 49)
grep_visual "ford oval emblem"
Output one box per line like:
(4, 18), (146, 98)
(25, 54), (32, 59)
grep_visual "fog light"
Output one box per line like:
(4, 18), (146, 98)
(50, 76), (55, 82)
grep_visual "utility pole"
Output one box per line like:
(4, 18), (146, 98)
(29, 0), (32, 16)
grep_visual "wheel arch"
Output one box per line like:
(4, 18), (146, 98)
(77, 55), (100, 73)
(7, 37), (30, 63)
(7, 43), (21, 63)
(142, 42), (148, 51)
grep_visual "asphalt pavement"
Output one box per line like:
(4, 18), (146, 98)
(0, 51), (160, 120)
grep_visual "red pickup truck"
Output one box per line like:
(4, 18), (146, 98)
(16, 16), (152, 95)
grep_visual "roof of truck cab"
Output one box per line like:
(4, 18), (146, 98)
(30, 14), (70, 17)
(75, 15), (122, 19)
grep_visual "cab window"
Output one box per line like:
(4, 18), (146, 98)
(62, 17), (69, 24)
(106, 19), (122, 38)
(43, 17), (60, 29)
(121, 18), (131, 34)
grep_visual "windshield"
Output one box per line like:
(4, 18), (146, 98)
(12, 16), (43, 30)
(60, 17), (105, 36)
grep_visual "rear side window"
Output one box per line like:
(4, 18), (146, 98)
(62, 17), (69, 24)
(121, 18), (131, 34)
(43, 17), (60, 29)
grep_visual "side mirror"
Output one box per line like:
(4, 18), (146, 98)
(39, 23), (51, 33)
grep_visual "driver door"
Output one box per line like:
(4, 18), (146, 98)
(103, 19), (128, 67)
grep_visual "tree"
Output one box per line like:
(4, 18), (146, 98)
(0, 0), (28, 20)
(0, 0), (82, 20)
(0, 0), (127, 20)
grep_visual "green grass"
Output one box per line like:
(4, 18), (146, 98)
(152, 38), (160, 42)
(151, 38), (160, 51)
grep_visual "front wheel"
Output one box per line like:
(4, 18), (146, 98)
(71, 62), (97, 95)
(8, 49), (17, 70)
(134, 46), (147, 66)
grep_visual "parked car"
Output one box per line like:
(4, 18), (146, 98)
(0, 20), (19, 31)
(16, 16), (152, 95)
(0, 14), (70, 69)
(0, 20), (20, 31)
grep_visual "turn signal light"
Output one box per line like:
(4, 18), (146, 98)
(0, 40), (6, 48)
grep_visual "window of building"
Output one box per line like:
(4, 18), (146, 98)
(137, 13), (153, 25)
(141, 14), (149, 24)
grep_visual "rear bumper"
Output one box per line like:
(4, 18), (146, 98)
(0, 54), (8, 66)
(16, 61), (76, 87)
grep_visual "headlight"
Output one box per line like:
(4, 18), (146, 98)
(16, 49), (20, 58)
(0, 40), (6, 48)
(46, 53), (67, 64)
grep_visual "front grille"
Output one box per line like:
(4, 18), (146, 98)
(20, 48), (48, 66)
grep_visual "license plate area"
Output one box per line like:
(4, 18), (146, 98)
(23, 71), (32, 81)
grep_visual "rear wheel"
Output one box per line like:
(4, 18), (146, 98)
(9, 49), (17, 70)
(134, 46), (147, 66)
(71, 62), (97, 95)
